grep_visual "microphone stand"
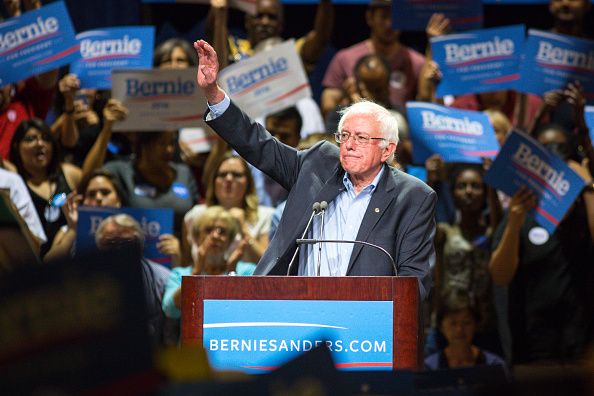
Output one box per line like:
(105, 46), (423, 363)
(296, 238), (398, 276)
(286, 202), (321, 275)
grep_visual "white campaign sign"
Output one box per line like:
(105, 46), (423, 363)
(218, 40), (312, 119)
(111, 68), (207, 131)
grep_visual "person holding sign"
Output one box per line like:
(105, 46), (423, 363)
(488, 125), (594, 368)
(194, 40), (436, 299)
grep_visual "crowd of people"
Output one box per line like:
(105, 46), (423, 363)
(1, 0), (593, 378)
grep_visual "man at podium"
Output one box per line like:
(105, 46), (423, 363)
(193, 40), (436, 300)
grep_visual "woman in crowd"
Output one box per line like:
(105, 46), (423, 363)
(183, 152), (274, 268)
(162, 206), (255, 320)
(425, 295), (506, 370)
(428, 164), (502, 356)
(153, 37), (198, 69)
(43, 169), (124, 262)
(9, 118), (82, 255)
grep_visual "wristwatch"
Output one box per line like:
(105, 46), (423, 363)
(584, 180), (594, 192)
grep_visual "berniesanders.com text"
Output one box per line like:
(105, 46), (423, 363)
(208, 339), (387, 353)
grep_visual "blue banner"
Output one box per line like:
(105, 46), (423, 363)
(406, 102), (499, 164)
(518, 30), (594, 103)
(393, 0), (483, 32)
(431, 25), (524, 97)
(70, 26), (154, 89)
(586, 106), (594, 143)
(484, 130), (586, 233)
(0, 1), (80, 86)
(76, 206), (174, 266)
(203, 299), (393, 373)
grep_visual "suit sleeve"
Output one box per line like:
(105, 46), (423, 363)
(206, 101), (301, 190)
(396, 190), (437, 301)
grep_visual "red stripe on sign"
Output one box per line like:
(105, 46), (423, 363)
(35, 44), (80, 65)
(535, 206), (559, 226)
(335, 362), (393, 368)
(266, 83), (310, 105)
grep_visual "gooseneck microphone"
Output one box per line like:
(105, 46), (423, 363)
(286, 202), (322, 275)
(316, 201), (328, 276)
(296, 238), (398, 276)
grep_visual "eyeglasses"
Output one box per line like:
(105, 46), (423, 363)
(216, 171), (246, 180)
(22, 134), (52, 144)
(334, 131), (387, 146)
(202, 226), (229, 236)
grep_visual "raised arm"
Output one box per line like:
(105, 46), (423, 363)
(51, 74), (80, 148)
(488, 187), (536, 286)
(299, 0), (333, 72)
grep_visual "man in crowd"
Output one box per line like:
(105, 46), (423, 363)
(193, 40), (436, 300)
(320, 0), (425, 117)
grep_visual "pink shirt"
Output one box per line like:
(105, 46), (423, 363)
(322, 40), (425, 108)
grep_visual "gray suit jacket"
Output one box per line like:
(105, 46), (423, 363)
(206, 101), (436, 299)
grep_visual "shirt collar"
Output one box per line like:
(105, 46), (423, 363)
(342, 164), (385, 195)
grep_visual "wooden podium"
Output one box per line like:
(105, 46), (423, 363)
(181, 276), (422, 370)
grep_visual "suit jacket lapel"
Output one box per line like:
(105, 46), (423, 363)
(346, 165), (397, 274)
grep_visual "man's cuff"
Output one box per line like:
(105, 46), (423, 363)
(206, 93), (231, 121)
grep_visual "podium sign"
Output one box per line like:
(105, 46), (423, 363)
(203, 299), (393, 373)
(181, 276), (422, 371)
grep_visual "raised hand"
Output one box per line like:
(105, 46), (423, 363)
(103, 99), (128, 124)
(193, 40), (225, 104)
(426, 13), (451, 39)
(508, 186), (537, 227)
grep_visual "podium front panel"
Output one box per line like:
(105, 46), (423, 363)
(181, 276), (421, 371)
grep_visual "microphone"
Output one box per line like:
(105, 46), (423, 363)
(296, 238), (398, 276)
(316, 201), (328, 276)
(286, 202), (321, 275)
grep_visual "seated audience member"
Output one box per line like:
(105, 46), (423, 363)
(99, 131), (198, 237)
(184, 153), (274, 266)
(95, 214), (171, 346)
(9, 118), (82, 256)
(0, 166), (47, 251)
(489, 125), (594, 368)
(321, 0), (424, 117)
(163, 206), (255, 319)
(425, 295), (506, 370)
(43, 169), (124, 262)
(428, 164), (502, 355)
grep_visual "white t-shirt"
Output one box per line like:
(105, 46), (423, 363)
(0, 168), (47, 243)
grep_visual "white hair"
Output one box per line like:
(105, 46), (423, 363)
(337, 100), (399, 163)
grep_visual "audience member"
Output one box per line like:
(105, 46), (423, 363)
(321, 0), (424, 116)
(429, 164), (502, 355)
(425, 294), (506, 370)
(183, 152), (274, 267)
(153, 37), (198, 69)
(8, 118), (82, 255)
(98, 131), (199, 237)
(208, 0), (329, 138)
(95, 213), (172, 346)
(43, 169), (124, 262)
(489, 126), (594, 368)
(163, 206), (255, 320)
(0, 166), (47, 251)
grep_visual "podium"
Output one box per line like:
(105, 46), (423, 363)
(181, 276), (421, 372)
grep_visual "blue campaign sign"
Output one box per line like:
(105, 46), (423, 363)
(70, 26), (155, 89)
(518, 30), (594, 103)
(393, 0), (483, 32)
(484, 130), (586, 233)
(406, 102), (499, 164)
(585, 106), (594, 142)
(0, 1), (80, 86)
(203, 299), (393, 373)
(431, 25), (524, 97)
(75, 206), (174, 266)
